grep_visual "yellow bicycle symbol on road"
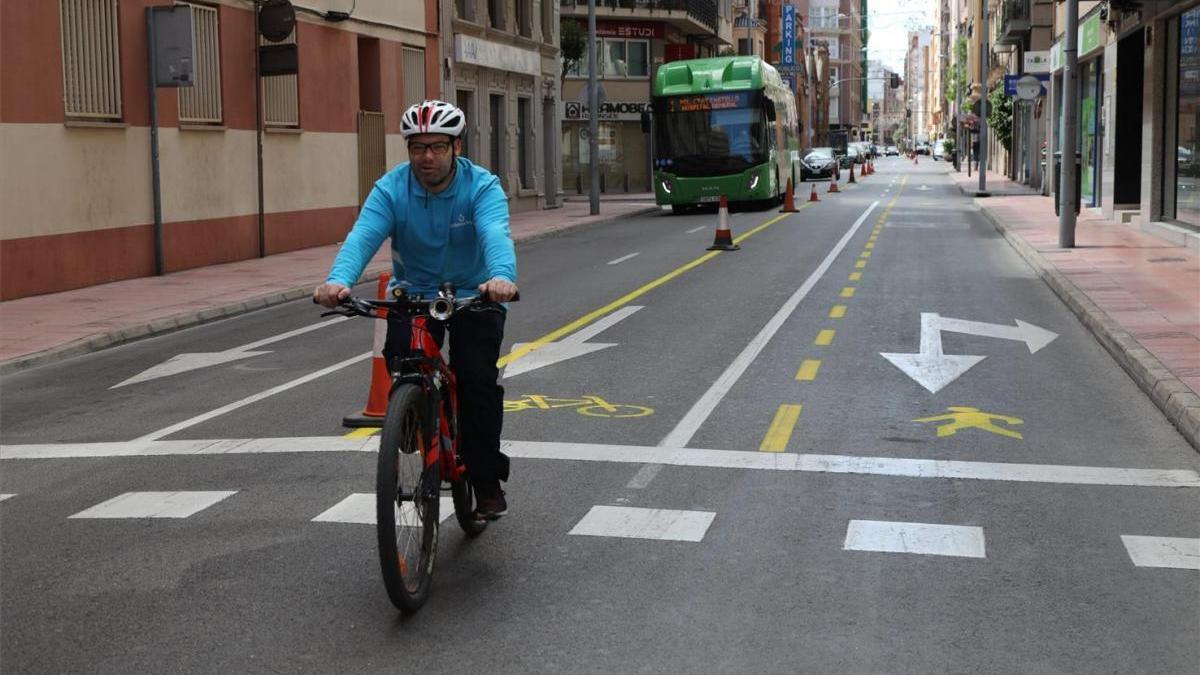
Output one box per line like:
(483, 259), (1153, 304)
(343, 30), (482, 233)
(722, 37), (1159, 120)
(503, 394), (654, 418)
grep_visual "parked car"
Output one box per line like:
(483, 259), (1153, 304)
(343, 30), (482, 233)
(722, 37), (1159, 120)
(915, 142), (931, 155)
(850, 143), (868, 164)
(884, 145), (899, 156)
(932, 139), (947, 161)
(838, 145), (861, 168)
(799, 147), (836, 181)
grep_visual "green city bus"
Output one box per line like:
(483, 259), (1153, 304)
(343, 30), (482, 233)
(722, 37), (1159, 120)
(649, 56), (800, 212)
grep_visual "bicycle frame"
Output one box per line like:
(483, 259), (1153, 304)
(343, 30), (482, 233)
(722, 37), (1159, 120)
(389, 313), (465, 485)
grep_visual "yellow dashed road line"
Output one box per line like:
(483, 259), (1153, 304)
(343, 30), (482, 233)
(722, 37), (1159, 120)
(344, 427), (380, 439)
(795, 360), (822, 381)
(760, 404), (803, 452)
(849, 272), (862, 281)
(840, 286), (857, 298)
(829, 304), (847, 318)
(815, 329), (836, 345)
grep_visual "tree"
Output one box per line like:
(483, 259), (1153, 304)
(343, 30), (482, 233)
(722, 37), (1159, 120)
(560, 19), (585, 80)
(987, 83), (1013, 152)
(943, 36), (969, 107)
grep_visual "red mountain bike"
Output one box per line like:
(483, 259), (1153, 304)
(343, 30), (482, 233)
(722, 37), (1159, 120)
(322, 283), (516, 612)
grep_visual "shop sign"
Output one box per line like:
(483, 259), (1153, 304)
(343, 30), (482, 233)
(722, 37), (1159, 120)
(1005, 74), (1048, 99)
(781, 5), (796, 67)
(455, 35), (540, 76)
(577, 20), (664, 39)
(564, 100), (650, 121)
(1024, 50), (1051, 74)
(1080, 11), (1102, 58)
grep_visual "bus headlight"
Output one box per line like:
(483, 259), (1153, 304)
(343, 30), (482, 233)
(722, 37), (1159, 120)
(660, 178), (674, 194)
(747, 173), (760, 191)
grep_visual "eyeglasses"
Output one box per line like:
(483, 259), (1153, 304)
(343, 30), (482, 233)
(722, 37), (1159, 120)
(408, 141), (452, 157)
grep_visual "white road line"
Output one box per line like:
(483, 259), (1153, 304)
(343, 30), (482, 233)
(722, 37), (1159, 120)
(312, 493), (454, 525)
(7, 438), (1199, 489)
(686, 225), (707, 234)
(626, 463), (664, 489)
(607, 252), (640, 265)
(0, 494), (14, 502)
(132, 352), (372, 442)
(569, 505), (715, 542)
(659, 201), (880, 448)
(1121, 535), (1200, 570)
(844, 520), (986, 558)
(69, 491), (237, 519)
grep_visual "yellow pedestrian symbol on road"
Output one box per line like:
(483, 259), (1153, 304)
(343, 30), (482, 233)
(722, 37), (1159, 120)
(913, 406), (1024, 440)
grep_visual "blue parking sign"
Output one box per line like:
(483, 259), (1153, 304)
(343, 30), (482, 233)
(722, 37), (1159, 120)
(781, 5), (795, 67)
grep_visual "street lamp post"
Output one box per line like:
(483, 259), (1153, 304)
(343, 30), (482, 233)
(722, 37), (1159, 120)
(977, 2), (989, 196)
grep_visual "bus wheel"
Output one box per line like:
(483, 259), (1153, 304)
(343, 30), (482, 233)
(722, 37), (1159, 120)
(671, 204), (689, 215)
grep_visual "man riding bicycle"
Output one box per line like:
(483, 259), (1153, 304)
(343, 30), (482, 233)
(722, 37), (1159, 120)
(314, 100), (518, 520)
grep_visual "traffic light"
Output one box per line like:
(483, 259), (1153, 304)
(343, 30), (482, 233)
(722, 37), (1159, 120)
(890, 73), (901, 89)
(906, 108), (911, 119)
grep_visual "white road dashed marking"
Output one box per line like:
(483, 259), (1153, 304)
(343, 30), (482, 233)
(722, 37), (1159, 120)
(312, 494), (454, 526)
(569, 505), (715, 542)
(844, 520), (987, 558)
(686, 225), (706, 234)
(0, 494), (15, 502)
(69, 491), (237, 519)
(1121, 536), (1200, 570)
(607, 252), (640, 265)
(626, 463), (664, 489)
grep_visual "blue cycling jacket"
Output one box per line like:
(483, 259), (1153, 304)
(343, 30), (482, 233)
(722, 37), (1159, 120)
(326, 157), (516, 297)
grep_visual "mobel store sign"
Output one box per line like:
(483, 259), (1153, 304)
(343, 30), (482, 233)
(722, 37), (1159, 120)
(564, 100), (650, 121)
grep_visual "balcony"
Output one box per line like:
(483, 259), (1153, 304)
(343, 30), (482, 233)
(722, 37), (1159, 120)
(560, 0), (720, 36)
(996, 0), (1031, 46)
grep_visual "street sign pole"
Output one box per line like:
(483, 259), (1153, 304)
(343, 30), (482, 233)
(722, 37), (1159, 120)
(587, 0), (599, 215)
(977, 2), (989, 197)
(1059, 0), (1079, 247)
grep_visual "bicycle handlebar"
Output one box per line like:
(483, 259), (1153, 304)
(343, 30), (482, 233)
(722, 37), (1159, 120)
(316, 287), (518, 321)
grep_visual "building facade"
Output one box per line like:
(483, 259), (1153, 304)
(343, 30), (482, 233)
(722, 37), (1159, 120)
(443, 0), (562, 212)
(557, 0), (735, 195)
(2, 0), (439, 300)
(809, 0), (863, 141)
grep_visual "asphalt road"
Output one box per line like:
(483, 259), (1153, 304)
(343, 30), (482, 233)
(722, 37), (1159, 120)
(2, 158), (1198, 674)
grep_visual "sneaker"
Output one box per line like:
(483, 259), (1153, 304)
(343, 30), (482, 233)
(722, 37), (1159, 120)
(473, 482), (507, 520)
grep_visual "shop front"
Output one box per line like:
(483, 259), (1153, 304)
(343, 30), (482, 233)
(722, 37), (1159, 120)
(561, 99), (652, 194)
(1050, 10), (1105, 209)
(1165, 3), (1200, 228)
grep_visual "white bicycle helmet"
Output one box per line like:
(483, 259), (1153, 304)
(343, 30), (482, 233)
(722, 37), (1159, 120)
(401, 100), (466, 138)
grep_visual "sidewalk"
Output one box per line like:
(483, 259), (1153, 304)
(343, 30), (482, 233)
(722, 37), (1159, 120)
(948, 168), (1200, 450)
(0, 195), (659, 374)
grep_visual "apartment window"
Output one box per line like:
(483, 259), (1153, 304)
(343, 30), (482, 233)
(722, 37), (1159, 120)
(489, 0), (505, 30)
(541, 0), (554, 43)
(566, 39), (649, 78)
(402, 46), (426, 105)
(456, 0), (476, 21)
(178, 3), (222, 124)
(517, 0), (532, 37)
(517, 97), (532, 188)
(60, 0), (123, 120)
(489, 93), (506, 186)
(812, 6), (839, 29)
(456, 89), (476, 157)
(262, 30), (298, 126)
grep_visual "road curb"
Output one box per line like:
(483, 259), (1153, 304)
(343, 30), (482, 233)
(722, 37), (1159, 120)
(976, 200), (1200, 453)
(0, 206), (661, 375)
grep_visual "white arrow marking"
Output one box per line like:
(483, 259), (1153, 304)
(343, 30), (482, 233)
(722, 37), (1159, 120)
(880, 313), (1057, 393)
(112, 317), (349, 388)
(502, 306), (643, 379)
(916, 184), (931, 191)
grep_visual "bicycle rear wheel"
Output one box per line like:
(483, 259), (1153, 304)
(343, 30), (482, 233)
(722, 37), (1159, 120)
(376, 384), (439, 612)
(451, 474), (488, 537)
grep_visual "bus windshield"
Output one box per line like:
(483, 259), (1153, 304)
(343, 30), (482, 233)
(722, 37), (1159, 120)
(653, 92), (768, 177)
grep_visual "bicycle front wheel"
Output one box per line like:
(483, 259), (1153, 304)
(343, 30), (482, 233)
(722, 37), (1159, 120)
(376, 384), (440, 612)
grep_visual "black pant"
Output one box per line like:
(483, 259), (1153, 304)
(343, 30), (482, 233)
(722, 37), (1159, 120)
(383, 306), (509, 484)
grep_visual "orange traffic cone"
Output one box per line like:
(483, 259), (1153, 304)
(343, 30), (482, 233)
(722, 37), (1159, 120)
(343, 273), (392, 428)
(809, 182), (820, 202)
(780, 177), (800, 213)
(828, 173), (840, 193)
(848, 162), (857, 184)
(914, 153), (919, 165)
(707, 196), (740, 251)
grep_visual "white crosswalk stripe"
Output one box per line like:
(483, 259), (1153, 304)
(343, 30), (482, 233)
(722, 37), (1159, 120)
(312, 493), (454, 526)
(68, 491), (237, 519)
(1120, 535), (1200, 570)
(568, 505), (716, 542)
(843, 520), (987, 559)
